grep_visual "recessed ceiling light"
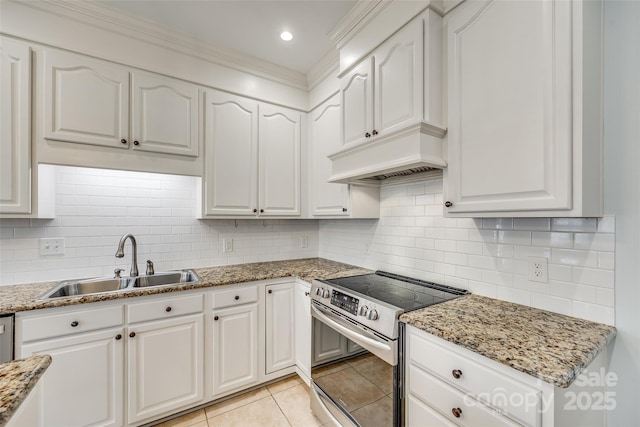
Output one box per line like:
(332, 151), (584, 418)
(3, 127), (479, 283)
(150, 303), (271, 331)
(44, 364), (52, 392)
(280, 31), (293, 42)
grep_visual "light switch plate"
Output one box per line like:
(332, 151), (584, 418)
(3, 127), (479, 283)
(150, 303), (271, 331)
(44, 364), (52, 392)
(222, 238), (233, 253)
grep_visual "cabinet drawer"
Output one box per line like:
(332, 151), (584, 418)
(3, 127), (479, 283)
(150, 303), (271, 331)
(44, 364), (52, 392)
(127, 294), (203, 323)
(409, 328), (540, 426)
(409, 364), (521, 427)
(212, 285), (258, 309)
(407, 394), (456, 427)
(20, 305), (123, 342)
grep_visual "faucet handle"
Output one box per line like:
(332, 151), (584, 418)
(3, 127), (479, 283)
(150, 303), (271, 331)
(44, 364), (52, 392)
(146, 260), (155, 276)
(114, 268), (125, 278)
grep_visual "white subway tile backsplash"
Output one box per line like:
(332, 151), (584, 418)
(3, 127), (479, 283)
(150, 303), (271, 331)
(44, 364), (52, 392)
(318, 175), (616, 325)
(572, 301), (614, 325)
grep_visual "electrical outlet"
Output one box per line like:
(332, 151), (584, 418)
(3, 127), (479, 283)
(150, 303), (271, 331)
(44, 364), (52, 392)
(39, 238), (65, 256)
(528, 257), (548, 283)
(300, 236), (308, 248)
(222, 238), (233, 253)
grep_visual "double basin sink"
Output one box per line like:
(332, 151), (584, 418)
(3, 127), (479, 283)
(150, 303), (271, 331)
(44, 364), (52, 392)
(40, 270), (201, 300)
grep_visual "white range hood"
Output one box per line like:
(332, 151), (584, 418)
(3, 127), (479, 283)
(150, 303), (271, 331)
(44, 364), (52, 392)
(327, 122), (447, 184)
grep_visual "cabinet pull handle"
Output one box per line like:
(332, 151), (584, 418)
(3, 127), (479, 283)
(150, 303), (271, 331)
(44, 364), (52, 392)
(133, 140), (140, 146)
(165, 306), (172, 312)
(365, 132), (371, 138)
(253, 209), (258, 213)
(214, 316), (219, 321)
(452, 407), (462, 418)
(120, 139), (127, 145)
(268, 289), (273, 294)
(445, 201), (453, 208)
(234, 295), (240, 300)
(372, 129), (378, 136)
(305, 291), (310, 297)
(70, 321), (79, 327)
(129, 332), (136, 338)
(115, 334), (122, 340)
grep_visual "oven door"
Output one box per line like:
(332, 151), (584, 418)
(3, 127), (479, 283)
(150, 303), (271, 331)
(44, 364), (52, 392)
(310, 300), (400, 427)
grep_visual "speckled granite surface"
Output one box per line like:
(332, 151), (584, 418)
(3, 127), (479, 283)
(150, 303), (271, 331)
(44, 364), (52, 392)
(0, 355), (51, 426)
(0, 258), (372, 315)
(400, 294), (616, 388)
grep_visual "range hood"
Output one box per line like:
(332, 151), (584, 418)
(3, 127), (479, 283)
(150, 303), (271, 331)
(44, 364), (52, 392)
(327, 122), (447, 184)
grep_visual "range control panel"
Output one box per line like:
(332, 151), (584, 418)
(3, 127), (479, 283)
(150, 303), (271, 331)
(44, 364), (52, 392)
(330, 290), (359, 315)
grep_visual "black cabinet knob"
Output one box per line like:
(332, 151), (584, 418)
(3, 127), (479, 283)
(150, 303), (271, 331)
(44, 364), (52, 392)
(133, 140), (140, 146)
(260, 209), (264, 213)
(365, 132), (371, 138)
(129, 332), (136, 338)
(342, 208), (347, 212)
(452, 369), (462, 379)
(70, 321), (79, 327)
(253, 209), (258, 213)
(452, 408), (462, 418)
(234, 295), (240, 300)
(268, 290), (273, 294)
(214, 316), (219, 321)
(120, 139), (127, 144)
(372, 129), (378, 136)
(445, 201), (453, 208)
(115, 334), (122, 340)
(165, 306), (172, 312)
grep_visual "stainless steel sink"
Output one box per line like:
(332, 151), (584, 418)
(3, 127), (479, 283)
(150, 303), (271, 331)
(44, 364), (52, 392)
(39, 270), (201, 300)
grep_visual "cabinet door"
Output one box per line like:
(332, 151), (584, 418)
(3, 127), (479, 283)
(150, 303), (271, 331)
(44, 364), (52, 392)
(265, 282), (295, 374)
(203, 89), (258, 216)
(212, 303), (258, 396)
(131, 72), (198, 156)
(406, 394), (456, 427)
(127, 313), (204, 424)
(258, 104), (301, 216)
(0, 37), (31, 214)
(294, 283), (312, 380)
(341, 57), (374, 145)
(309, 95), (350, 216)
(374, 18), (424, 137)
(444, 0), (572, 214)
(312, 320), (346, 365)
(42, 49), (129, 148)
(20, 328), (124, 427)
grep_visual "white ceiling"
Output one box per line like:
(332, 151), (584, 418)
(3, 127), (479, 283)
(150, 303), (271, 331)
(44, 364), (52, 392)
(95, 0), (357, 75)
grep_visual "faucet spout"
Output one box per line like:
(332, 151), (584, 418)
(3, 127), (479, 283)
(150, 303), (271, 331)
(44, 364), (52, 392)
(115, 234), (139, 277)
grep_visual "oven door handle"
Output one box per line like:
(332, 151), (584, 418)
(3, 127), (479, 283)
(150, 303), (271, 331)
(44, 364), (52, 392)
(311, 303), (397, 365)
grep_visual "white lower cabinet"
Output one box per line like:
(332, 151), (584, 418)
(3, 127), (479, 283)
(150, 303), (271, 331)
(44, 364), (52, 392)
(265, 282), (295, 374)
(294, 281), (312, 382)
(211, 302), (259, 397)
(406, 324), (608, 427)
(19, 327), (124, 427)
(127, 313), (204, 424)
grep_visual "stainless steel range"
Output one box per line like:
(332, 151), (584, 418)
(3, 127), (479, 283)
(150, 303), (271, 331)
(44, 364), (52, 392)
(309, 271), (469, 427)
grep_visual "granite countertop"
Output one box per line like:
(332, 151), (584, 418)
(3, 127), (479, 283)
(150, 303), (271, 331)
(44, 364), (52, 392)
(400, 294), (617, 388)
(0, 258), (373, 315)
(0, 355), (51, 426)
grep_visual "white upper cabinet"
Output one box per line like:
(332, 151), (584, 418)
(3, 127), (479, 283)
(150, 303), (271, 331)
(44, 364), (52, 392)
(341, 18), (424, 146)
(131, 72), (198, 156)
(42, 49), (130, 149)
(0, 37), (31, 214)
(202, 89), (301, 217)
(258, 104), (301, 216)
(203, 89), (258, 216)
(443, 0), (603, 217)
(309, 94), (380, 218)
(341, 58), (374, 146)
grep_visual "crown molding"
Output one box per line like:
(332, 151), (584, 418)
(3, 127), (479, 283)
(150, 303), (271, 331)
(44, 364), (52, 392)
(20, 0), (308, 90)
(328, 0), (389, 50)
(306, 48), (340, 91)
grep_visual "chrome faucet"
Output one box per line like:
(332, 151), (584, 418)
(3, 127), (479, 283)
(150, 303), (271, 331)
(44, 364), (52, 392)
(115, 234), (138, 277)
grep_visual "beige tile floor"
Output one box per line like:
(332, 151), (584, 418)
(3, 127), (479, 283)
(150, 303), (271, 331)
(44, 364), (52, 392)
(154, 375), (322, 427)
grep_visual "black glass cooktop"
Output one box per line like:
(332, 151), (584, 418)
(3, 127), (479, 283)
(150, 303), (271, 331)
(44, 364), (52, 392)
(323, 271), (469, 312)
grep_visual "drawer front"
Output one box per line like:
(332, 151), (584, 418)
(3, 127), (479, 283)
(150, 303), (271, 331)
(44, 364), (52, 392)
(212, 285), (258, 309)
(127, 294), (203, 323)
(20, 305), (123, 342)
(409, 329), (540, 426)
(407, 394), (456, 427)
(409, 364), (521, 427)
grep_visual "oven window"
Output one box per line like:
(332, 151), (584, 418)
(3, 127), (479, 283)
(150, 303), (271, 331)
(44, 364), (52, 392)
(311, 318), (395, 427)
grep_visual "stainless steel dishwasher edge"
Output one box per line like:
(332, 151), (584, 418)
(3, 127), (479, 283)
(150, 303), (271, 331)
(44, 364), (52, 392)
(0, 314), (14, 363)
